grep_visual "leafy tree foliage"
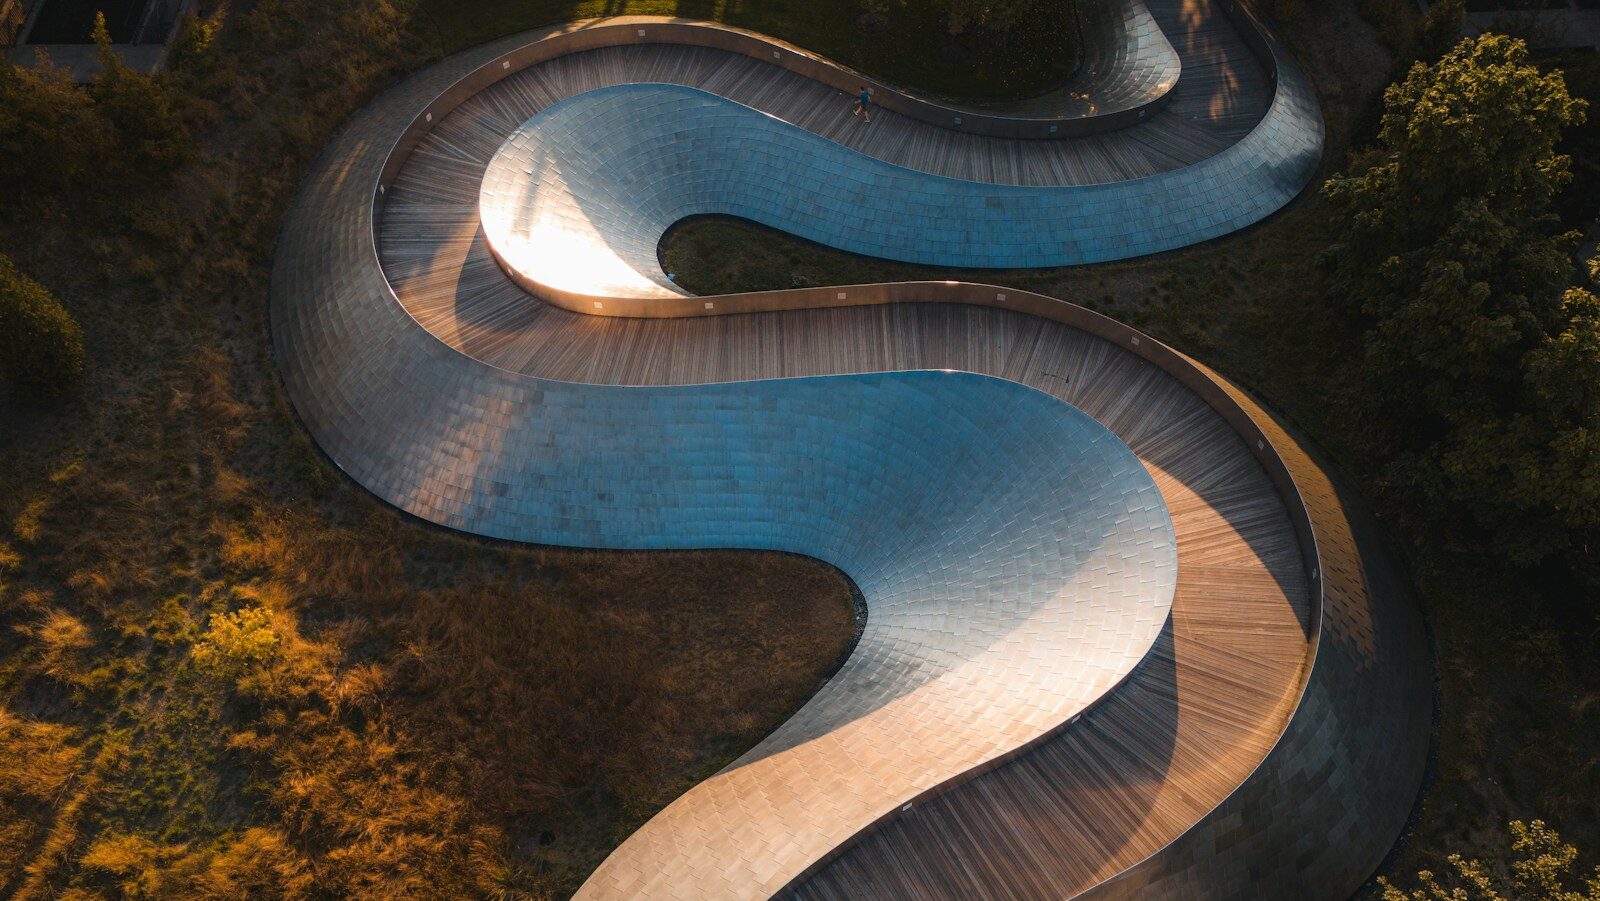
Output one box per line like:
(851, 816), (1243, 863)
(90, 12), (193, 174)
(1380, 820), (1600, 901)
(0, 54), (108, 199)
(0, 253), (85, 404)
(1326, 36), (1582, 268)
(1323, 35), (1598, 570)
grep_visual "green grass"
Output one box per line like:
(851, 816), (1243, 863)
(414, 0), (1077, 101)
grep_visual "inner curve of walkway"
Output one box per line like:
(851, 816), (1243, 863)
(270, 1), (1428, 899)
(371, 3), (1321, 892)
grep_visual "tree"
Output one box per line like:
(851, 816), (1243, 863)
(0, 53), (109, 199)
(90, 12), (193, 175)
(1380, 820), (1600, 901)
(1322, 35), (1598, 569)
(0, 254), (85, 404)
(1325, 35), (1584, 282)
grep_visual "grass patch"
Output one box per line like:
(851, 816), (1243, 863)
(0, 0), (859, 896)
(413, 0), (1076, 101)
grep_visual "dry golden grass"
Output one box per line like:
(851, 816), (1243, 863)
(0, 301), (856, 901)
(0, 2), (859, 897)
(211, 511), (857, 894)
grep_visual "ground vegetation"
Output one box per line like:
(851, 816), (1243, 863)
(658, 6), (1600, 888)
(0, 1), (863, 896)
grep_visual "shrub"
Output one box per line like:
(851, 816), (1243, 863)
(0, 254), (85, 404)
(1380, 820), (1600, 900)
(91, 12), (194, 175)
(0, 53), (109, 200)
(192, 605), (279, 679)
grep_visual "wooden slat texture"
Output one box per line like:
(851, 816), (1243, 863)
(268, 0), (1427, 896)
(367, 4), (1317, 895)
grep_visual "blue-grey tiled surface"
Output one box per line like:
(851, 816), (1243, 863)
(479, 80), (1320, 297)
(970, 0), (1181, 118)
(270, 7), (1428, 900)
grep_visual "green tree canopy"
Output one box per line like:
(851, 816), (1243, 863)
(0, 54), (109, 199)
(1325, 35), (1584, 308)
(0, 254), (85, 404)
(1323, 35), (1597, 569)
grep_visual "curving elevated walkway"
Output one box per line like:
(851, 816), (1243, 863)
(272, 3), (1430, 899)
(479, 80), (1315, 296)
(966, 0), (1179, 121)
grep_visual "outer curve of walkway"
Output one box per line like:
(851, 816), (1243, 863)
(270, 3), (1432, 899)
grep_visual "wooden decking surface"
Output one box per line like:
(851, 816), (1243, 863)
(391, 0), (1265, 190)
(369, 4), (1316, 892)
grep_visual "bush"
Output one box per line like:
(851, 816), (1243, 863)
(1380, 820), (1600, 900)
(192, 605), (279, 679)
(91, 12), (193, 175)
(0, 254), (85, 404)
(0, 54), (109, 200)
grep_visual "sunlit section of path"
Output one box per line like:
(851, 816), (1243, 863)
(480, 81), (1316, 297)
(271, 2), (1432, 899)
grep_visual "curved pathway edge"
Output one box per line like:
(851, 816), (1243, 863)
(270, 4), (1429, 898)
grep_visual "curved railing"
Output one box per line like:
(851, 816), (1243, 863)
(271, 2), (1429, 898)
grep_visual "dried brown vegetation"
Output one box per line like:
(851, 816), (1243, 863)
(0, 0), (857, 897)
(661, 0), (1600, 889)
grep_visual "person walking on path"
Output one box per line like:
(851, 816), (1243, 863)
(853, 85), (873, 122)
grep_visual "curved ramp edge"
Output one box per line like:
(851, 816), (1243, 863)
(479, 78), (1316, 298)
(269, 4), (1429, 899)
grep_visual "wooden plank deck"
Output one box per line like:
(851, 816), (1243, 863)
(369, 4), (1313, 890)
(393, 0), (1267, 191)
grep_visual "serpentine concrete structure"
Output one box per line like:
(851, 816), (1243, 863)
(270, 1), (1432, 897)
